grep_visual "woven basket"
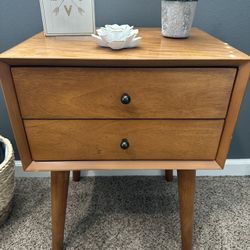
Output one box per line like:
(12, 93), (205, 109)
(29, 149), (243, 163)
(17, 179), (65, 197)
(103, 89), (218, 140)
(0, 135), (15, 225)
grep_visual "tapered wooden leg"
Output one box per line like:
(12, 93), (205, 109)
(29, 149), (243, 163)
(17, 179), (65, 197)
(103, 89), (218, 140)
(165, 170), (173, 182)
(51, 171), (70, 250)
(73, 170), (81, 182)
(178, 170), (196, 250)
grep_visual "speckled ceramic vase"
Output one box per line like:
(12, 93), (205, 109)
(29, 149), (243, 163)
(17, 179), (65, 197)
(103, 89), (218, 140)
(161, 0), (197, 38)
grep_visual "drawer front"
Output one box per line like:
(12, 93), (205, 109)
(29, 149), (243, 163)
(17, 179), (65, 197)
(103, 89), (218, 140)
(24, 120), (224, 161)
(13, 67), (236, 119)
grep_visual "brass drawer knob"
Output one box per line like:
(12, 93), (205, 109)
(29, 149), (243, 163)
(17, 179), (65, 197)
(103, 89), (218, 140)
(120, 138), (129, 150)
(121, 93), (131, 105)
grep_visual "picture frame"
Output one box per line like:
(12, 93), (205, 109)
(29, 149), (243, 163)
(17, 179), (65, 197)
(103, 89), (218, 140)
(39, 0), (95, 36)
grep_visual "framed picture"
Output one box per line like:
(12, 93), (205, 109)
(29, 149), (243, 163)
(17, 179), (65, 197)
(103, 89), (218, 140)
(39, 0), (95, 36)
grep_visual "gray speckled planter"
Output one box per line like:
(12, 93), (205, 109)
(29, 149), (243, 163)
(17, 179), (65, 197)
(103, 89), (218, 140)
(161, 0), (197, 38)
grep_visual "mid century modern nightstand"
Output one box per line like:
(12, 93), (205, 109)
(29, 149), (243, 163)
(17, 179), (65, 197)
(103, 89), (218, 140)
(0, 28), (249, 250)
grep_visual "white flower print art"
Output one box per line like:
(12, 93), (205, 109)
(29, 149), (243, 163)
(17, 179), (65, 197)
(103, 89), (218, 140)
(39, 0), (95, 36)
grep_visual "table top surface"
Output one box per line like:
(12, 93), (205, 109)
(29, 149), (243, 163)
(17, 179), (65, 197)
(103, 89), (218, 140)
(0, 28), (249, 64)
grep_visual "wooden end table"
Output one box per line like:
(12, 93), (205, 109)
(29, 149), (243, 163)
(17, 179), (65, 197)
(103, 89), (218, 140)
(0, 28), (249, 250)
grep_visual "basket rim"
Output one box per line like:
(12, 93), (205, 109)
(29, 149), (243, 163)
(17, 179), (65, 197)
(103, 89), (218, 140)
(0, 135), (14, 170)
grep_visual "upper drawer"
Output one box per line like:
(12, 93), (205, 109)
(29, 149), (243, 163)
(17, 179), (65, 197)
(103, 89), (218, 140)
(12, 67), (236, 119)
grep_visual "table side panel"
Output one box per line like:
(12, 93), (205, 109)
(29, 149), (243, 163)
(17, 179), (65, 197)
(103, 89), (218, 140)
(216, 63), (250, 167)
(0, 63), (32, 169)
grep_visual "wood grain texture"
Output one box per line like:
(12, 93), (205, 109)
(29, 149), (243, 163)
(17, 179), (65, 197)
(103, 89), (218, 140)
(26, 160), (222, 172)
(13, 67), (236, 119)
(0, 29), (249, 68)
(178, 170), (196, 250)
(0, 63), (32, 169)
(51, 171), (69, 250)
(216, 62), (250, 167)
(24, 120), (224, 161)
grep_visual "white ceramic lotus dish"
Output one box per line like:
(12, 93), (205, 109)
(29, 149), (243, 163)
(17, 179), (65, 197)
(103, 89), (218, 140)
(92, 24), (141, 50)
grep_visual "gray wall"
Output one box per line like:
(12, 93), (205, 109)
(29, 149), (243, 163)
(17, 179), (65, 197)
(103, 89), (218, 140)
(0, 0), (249, 159)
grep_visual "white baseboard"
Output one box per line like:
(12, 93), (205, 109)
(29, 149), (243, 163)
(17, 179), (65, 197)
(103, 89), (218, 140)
(15, 159), (250, 177)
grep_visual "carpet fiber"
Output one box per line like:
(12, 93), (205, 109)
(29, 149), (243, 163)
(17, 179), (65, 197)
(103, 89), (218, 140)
(0, 176), (249, 249)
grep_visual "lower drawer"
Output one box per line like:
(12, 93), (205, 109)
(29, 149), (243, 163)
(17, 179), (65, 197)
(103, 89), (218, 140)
(24, 120), (224, 161)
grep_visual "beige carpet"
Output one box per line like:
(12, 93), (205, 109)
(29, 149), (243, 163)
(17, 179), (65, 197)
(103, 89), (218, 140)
(0, 176), (249, 249)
